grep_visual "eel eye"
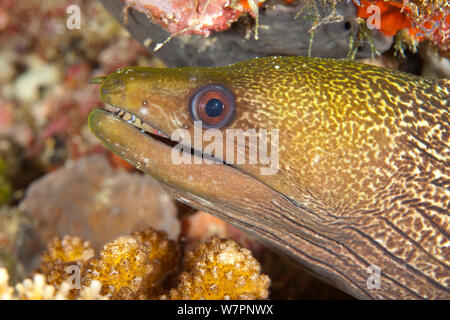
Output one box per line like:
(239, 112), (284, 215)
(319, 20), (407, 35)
(189, 84), (235, 128)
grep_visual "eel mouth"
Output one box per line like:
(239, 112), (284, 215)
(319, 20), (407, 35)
(102, 103), (176, 147)
(93, 103), (223, 164)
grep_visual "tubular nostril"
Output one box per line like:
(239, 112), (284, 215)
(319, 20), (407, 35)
(89, 76), (106, 84)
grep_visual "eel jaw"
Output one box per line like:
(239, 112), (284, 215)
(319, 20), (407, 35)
(98, 103), (223, 164)
(102, 103), (171, 140)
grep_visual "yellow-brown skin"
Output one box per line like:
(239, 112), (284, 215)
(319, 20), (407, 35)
(89, 56), (449, 299)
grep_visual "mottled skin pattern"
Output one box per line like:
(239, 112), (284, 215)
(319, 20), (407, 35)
(90, 56), (449, 299)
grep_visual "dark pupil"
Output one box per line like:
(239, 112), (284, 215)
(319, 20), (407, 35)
(205, 98), (224, 117)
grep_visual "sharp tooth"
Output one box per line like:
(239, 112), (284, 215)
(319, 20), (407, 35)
(104, 104), (118, 113)
(142, 123), (153, 132)
(135, 118), (142, 127)
(127, 114), (135, 124)
(123, 112), (131, 121)
(111, 110), (162, 136)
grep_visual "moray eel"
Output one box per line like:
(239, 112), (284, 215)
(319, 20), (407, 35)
(88, 56), (449, 299)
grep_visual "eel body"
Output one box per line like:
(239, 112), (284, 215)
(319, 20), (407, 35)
(88, 56), (449, 299)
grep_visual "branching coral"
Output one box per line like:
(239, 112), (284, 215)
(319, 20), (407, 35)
(16, 273), (65, 300)
(0, 268), (107, 300)
(39, 236), (94, 297)
(83, 229), (180, 299)
(164, 237), (270, 300)
(73, 280), (108, 300)
(4, 227), (270, 300)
